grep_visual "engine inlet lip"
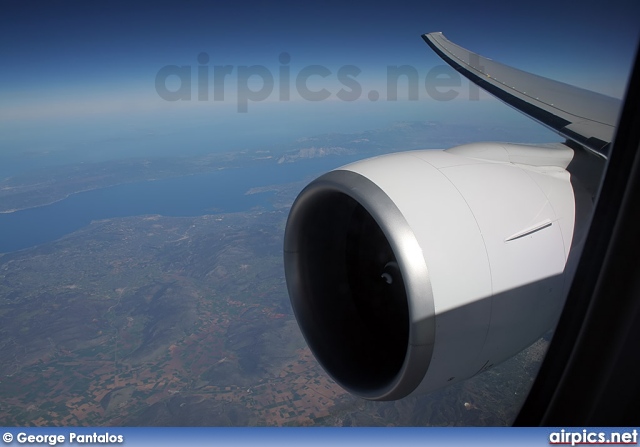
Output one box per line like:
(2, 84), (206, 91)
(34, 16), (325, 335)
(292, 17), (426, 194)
(284, 169), (436, 400)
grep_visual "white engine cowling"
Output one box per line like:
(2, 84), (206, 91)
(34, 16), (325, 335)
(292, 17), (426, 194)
(283, 142), (586, 400)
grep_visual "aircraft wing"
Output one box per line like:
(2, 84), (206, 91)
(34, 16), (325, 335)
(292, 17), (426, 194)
(423, 32), (621, 158)
(284, 32), (617, 401)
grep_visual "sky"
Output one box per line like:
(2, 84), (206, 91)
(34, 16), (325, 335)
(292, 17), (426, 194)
(0, 0), (638, 173)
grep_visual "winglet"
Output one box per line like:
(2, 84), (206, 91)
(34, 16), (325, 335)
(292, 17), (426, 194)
(422, 32), (621, 158)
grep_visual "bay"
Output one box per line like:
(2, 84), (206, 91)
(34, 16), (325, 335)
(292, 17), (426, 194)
(0, 155), (361, 253)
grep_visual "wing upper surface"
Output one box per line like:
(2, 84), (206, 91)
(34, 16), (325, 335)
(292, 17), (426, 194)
(423, 32), (622, 158)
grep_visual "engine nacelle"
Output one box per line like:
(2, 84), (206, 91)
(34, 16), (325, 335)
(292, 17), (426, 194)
(283, 142), (585, 400)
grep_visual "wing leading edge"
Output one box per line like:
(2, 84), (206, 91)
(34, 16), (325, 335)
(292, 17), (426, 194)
(423, 32), (621, 158)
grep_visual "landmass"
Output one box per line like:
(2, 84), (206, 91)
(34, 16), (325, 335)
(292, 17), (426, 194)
(0, 121), (559, 425)
(0, 121), (551, 214)
(0, 188), (548, 426)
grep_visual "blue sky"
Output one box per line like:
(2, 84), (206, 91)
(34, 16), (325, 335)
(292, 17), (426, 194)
(0, 0), (638, 173)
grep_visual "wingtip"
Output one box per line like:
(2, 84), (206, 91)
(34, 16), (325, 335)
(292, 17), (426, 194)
(422, 32), (445, 44)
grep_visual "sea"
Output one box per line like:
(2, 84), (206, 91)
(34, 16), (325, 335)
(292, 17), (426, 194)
(0, 155), (363, 254)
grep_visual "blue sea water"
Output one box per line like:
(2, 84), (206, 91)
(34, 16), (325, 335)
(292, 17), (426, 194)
(0, 155), (362, 254)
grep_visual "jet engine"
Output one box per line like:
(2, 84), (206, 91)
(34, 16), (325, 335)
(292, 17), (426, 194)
(283, 142), (588, 400)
